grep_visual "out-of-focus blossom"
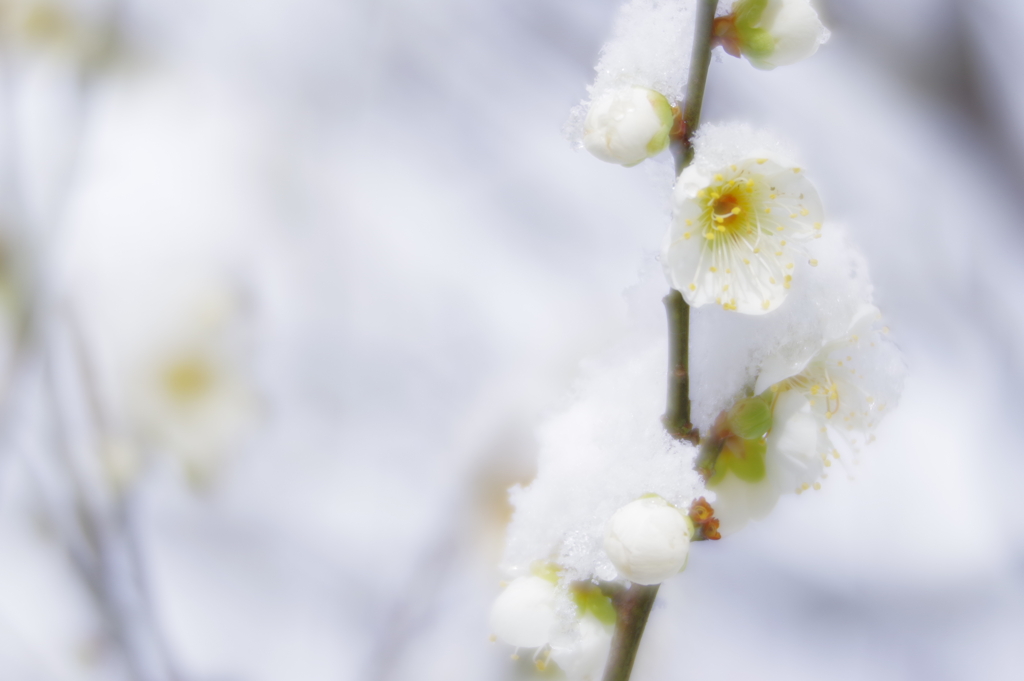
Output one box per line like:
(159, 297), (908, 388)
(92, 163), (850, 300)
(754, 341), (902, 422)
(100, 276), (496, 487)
(583, 86), (676, 167)
(0, 0), (126, 70)
(714, 0), (830, 70)
(663, 156), (822, 314)
(603, 495), (692, 585)
(127, 289), (257, 488)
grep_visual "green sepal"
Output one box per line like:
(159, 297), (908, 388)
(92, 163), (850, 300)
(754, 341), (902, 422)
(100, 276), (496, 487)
(571, 584), (617, 627)
(734, 0), (768, 27)
(645, 90), (675, 156)
(725, 437), (767, 482)
(708, 436), (767, 485)
(737, 26), (776, 60)
(727, 395), (773, 440)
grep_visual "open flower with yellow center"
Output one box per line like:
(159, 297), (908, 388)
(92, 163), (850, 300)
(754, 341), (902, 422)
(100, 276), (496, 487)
(663, 156), (823, 314)
(702, 304), (904, 533)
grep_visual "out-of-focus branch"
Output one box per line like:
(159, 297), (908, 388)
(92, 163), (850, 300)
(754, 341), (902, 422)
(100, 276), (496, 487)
(0, 3), (186, 678)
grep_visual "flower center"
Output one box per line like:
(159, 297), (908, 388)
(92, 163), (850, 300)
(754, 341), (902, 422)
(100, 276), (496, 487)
(705, 187), (754, 238)
(164, 356), (214, 404)
(712, 193), (741, 222)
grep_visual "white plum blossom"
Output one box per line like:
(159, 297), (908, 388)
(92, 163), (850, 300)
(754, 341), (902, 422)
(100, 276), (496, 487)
(128, 289), (257, 486)
(709, 303), (904, 534)
(0, 0), (125, 67)
(489, 576), (615, 680)
(603, 495), (693, 585)
(489, 576), (558, 649)
(663, 156), (823, 314)
(583, 86), (676, 167)
(716, 0), (831, 71)
(710, 389), (826, 534)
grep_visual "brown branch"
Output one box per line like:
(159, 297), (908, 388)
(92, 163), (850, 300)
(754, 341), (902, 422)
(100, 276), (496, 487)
(601, 585), (660, 681)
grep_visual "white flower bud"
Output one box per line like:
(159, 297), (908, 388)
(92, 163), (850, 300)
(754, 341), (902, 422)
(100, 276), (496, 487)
(489, 576), (557, 648)
(739, 0), (830, 70)
(603, 496), (692, 585)
(582, 87), (675, 167)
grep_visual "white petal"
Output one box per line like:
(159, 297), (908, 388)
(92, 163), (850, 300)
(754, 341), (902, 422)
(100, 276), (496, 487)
(761, 166), (824, 237)
(754, 0), (830, 70)
(550, 614), (613, 681)
(754, 350), (814, 395)
(766, 390), (822, 493)
(709, 472), (779, 536)
(489, 576), (557, 648)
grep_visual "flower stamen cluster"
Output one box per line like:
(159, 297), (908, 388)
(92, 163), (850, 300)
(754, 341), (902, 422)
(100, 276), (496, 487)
(664, 157), (822, 314)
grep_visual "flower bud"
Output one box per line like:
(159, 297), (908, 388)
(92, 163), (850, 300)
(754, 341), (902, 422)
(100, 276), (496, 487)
(603, 495), (692, 585)
(723, 0), (830, 71)
(583, 87), (676, 167)
(489, 576), (557, 648)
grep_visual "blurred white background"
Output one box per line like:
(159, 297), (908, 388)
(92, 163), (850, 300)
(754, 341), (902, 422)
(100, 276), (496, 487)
(0, 0), (1023, 680)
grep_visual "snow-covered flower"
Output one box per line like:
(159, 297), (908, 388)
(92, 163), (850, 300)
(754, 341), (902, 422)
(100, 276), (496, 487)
(663, 156), (823, 314)
(583, 86), (676, 167)
(490, 577), (615, 680)
(705, 390), (826, 534)
(755, 303), (904, 447)
(714, 0), (830, 71)
(603, 495), (693, 585)
(489, 575), (558, 649)
(705, 304), (904, 534)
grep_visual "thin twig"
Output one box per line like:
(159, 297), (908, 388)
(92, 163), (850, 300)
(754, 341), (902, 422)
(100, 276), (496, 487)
(673, 0), (719, 176)
(603, 2), (719, 680)
(662, 290), (697, 443)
